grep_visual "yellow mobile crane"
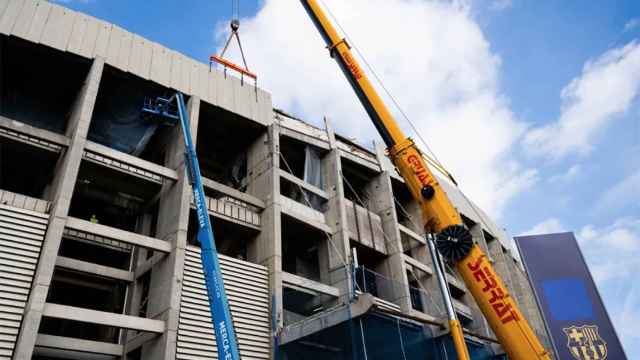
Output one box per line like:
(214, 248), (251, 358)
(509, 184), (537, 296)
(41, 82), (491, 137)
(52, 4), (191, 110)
(299, 1), (552, 359)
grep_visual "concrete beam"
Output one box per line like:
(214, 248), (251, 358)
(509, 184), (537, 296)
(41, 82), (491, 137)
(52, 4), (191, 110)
(338, 149), (381, 173)
(282, 271), (340, 297)
(42, 303), (165, 333)
(125, 332), (159, 354)
(65, 217), (171, 253)
(280, 198), (332, 233)
(279, 169), (329, 200)
(56, 256), (134, 282)
(279, 126), (331, 151)
(398, 224), (426, 245)
(202, 176), (265, 209)
(35, 334), (122, 356)
(403, 254), (433, 277)
(0, 115), (69, 150)
(133, 252), (166, 279)
(84, 140), (179, 181)
(279, 293), (375, 345)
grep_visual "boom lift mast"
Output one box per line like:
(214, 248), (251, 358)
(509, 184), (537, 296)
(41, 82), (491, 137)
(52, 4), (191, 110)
(142, 93), (241, 360)
(299, 1), (551, 359)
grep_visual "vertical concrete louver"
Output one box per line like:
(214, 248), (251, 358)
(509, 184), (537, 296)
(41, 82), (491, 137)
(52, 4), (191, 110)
(177, 247), (271, 359)
(0, 205), (48, 359)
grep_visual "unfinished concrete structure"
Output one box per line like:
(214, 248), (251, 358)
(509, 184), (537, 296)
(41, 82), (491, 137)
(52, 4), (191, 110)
(0, 1), (551, 359)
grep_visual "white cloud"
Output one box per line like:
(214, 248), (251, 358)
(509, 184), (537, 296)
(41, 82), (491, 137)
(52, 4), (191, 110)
(625, 18), (640, 33)
(548, 164), (581, 183)
(519, 218), (566, 236)
(225, 0), (534, 218)
(597, 169), (640, 213)
(615, 282), (640, 354)
(576, 218), (640, 354)
(524, 41), (640, 160)
(490, 0), (512, 11)
(577, 217), (640, 282)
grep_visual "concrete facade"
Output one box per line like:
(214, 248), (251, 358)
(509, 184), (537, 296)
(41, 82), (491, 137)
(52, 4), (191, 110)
(0, 0), (551, 359)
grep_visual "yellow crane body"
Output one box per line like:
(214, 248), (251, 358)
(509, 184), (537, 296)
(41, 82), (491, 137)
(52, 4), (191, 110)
(299, 1), (552, 359)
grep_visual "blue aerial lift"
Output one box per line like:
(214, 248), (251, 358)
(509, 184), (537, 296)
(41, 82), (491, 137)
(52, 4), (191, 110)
(142, 92), (241, 360)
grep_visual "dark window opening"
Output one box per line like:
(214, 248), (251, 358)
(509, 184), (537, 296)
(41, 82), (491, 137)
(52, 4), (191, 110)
(282, 214), (325, 283)
(39, 318), (121, 344)
(187, 209), (258, 262)
(391, 178), (420, 232)
(0, 36), (91, 134)
(0, 137), (59, 199)
(341, 159), (375, 206)
(282, 287), (334, 326)
(196, 102), (264, 190)
(409, 274), (424, 313)
(88, 65), (172, 165)
(58, 235), (132, 270)
(42, 269), (126, 343)
(68, 160), (161, 235)
(280, 176), (327, 212)
(138, 271), (151, 319)
(352, 242), (394, 301)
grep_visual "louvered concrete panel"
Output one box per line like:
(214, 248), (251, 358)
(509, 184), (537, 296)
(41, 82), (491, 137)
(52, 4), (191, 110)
(216, 74), (238, 117)
(128, 34), (153, 80)
(150, 42), (172, 87)
(177, 246), (270, 360)
(0, 1), (9, 23)
(10, 0), (37, 39)
(0, 0), (25, 35)
(116, 29), (133, 71)
(105, 25), (124, 67)
(206, 68), (220, 106)
(76, 14), (99, 58)
(191, 62), (209, 99)
(170, 51), (186, 93)
(0, 205), (47, 360)
(179, 55), (196, 96)
(39, 3), (75, 50)
(92, 20), (112, 58)
(66, 11), (91, 55)
(1, 0), (274, 128)
(25, 0), (51, 44)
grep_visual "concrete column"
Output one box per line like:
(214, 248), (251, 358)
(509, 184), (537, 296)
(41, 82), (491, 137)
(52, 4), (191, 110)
(365, 171), (412, 312)
(140, 97), (200, 359)
(246, 124), (282, 337)
(319, 120), (352, 303)
(14, 57), (104, 359)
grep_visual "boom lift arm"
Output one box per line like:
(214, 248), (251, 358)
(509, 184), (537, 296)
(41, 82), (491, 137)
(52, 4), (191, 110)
(142, 93), (241, 360)
(299, 1), (551, 359)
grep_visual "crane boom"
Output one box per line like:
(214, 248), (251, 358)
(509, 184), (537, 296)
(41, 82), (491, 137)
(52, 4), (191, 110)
(299, 1), (551, 359)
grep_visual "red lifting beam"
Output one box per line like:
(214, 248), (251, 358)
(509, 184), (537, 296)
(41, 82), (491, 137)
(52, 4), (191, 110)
(210, 54), (257, 80)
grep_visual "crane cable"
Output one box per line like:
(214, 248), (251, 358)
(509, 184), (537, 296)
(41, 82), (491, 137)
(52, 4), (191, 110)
(217, 0), (251, 74)
(317, 1), (505, 238)
(318, 0), (447, 172)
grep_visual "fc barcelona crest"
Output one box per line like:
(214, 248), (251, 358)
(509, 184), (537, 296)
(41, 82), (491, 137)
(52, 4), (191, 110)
(563, 325), (608, 360)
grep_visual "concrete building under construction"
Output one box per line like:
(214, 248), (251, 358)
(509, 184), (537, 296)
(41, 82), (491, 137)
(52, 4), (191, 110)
(0, 1), (552, 359)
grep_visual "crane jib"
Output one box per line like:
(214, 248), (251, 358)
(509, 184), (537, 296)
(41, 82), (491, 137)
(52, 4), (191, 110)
(299, 0), (553, 358)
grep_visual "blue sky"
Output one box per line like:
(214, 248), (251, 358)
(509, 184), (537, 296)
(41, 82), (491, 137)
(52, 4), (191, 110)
(59, 0), (639, 356)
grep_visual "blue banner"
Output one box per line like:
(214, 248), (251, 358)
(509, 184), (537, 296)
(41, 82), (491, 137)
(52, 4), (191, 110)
(514, 232), (627, 360)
